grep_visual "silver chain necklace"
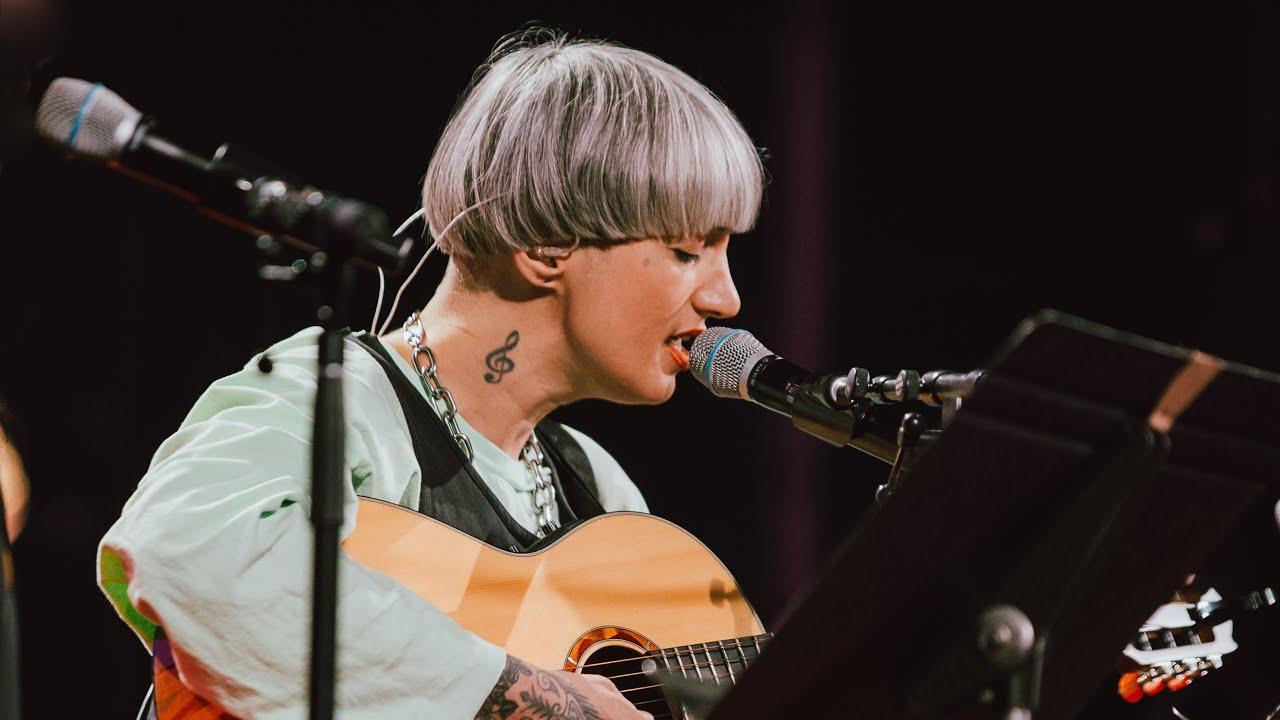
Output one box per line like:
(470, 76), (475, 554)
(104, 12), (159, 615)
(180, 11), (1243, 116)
(402, 312), (559, 537)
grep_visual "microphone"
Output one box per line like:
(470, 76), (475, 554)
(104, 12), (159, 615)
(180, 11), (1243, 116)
(689, 327), (984, 462)
(689, 327), (896, 461)
(34, 77), (410, 272)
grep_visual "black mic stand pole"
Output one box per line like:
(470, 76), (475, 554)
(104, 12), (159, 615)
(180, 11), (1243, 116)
(305, 200), (397, 720)
(308, 250), (352, 720)
(248, 188), (406, 720)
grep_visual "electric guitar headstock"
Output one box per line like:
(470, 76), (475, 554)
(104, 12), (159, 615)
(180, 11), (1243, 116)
(1116, 586), (1276, 703)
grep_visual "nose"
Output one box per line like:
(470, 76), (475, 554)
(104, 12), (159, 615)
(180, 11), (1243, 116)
(693, 252), (741, 320)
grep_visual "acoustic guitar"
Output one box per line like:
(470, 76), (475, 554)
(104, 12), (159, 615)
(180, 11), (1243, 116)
(151, 497), (770, 720)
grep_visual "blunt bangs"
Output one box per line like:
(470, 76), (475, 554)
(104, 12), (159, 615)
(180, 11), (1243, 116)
(423, 31), (765, 256)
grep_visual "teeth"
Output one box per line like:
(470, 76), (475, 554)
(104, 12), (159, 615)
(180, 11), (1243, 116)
(665, 340), (691, 370)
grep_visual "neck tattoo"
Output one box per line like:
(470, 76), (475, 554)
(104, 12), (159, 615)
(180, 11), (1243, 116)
(483, 330), (520, 384)
(402, 312), (559, 537)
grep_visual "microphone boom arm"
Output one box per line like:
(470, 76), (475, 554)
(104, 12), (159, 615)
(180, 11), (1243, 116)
(787, 364), (985, 464)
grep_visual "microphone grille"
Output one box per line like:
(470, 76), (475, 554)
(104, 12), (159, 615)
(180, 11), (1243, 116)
(36, 78), (141, 160)
(689, 327), (771, 399)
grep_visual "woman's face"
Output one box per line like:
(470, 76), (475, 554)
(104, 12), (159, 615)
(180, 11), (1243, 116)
(561, 231), (741, 404)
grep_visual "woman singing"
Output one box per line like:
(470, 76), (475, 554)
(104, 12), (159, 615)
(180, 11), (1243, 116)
(99, 28), (763, 719)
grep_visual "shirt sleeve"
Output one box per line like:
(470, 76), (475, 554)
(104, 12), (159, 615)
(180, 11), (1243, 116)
(97, 329), (505, 720)
(558, 424), (649, 513)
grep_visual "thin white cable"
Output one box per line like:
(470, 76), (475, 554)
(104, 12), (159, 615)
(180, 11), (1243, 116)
(393, 207), (426, 240)
(376, 239), (441, 336)
(372, 268), (385, 333)
(369, 208), (427, 333)
(136, 683), (155, 720)
(376, 196), (498, 335)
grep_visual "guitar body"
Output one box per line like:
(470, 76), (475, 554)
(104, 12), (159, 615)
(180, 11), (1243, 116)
(153, 498), (764, 719)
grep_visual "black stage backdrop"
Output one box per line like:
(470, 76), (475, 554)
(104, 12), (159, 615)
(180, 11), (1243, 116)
(1, 2), (1278, 718)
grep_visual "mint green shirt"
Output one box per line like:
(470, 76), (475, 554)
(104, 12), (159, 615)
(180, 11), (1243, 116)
(98, 327), (647, 719)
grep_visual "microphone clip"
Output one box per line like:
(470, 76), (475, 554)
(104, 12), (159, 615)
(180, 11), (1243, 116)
(827, 368), (986, 409)
(799, 365), (985, 503)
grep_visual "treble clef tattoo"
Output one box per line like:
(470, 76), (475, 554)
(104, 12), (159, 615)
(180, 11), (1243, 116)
(483, 330), (520, 384)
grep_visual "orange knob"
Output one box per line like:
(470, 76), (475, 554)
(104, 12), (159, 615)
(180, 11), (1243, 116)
(1142, 676), (1167, 695)
(1118, 672), (1144, 704)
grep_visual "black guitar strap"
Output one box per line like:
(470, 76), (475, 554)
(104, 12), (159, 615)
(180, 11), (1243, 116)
(537, 421), (605, 520)
(349, 332), (605, 552)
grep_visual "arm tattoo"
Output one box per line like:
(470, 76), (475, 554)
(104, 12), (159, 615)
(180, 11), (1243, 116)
(475, 656), (524, 719)
(483, 330), (520, 384)
(475, 656), (603, 720)
(519, 670), (604, 720)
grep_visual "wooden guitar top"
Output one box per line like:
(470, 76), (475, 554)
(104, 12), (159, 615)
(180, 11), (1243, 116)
(345, 498), (765, 668)
(154, 498), (764, 719)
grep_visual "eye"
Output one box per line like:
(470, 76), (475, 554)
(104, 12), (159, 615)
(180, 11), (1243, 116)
(672, 248), (701, 264)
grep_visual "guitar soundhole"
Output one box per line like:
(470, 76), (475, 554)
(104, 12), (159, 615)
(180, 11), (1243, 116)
(579, 644), (672, 718)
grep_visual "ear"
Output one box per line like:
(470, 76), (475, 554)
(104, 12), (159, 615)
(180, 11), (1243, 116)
(512, 247), (570, 291)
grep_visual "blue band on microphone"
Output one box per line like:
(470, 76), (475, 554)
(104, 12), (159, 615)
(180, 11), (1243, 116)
(702, 328), (746, 381)
(66, 82), (104, 148)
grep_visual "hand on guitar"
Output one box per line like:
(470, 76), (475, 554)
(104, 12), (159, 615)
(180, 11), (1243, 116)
(476, 655), (653, 720)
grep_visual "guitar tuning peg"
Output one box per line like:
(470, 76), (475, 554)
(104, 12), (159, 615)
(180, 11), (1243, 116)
(1118, 672), (1144, 704)
(1142, 673), (1169, 696)
(1168, 673), (1193, 692)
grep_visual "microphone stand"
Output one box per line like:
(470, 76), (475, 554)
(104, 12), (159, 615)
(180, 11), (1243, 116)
(308, 253), (351, 720)
(247, 191), (408, 720)
(37, 78), (411, 717)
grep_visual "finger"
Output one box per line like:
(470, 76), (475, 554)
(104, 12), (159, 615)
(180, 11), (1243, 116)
(581, 673), (620, 691)
(614, 696), (651, 719)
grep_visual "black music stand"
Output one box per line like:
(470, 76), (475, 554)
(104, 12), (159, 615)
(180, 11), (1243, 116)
(705, 310), (1280, 720)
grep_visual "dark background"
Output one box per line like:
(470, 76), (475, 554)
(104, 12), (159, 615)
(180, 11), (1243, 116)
(1, 1), (1278, 717)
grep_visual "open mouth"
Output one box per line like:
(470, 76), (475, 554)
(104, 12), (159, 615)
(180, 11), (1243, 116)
(664, 332), (700, 372)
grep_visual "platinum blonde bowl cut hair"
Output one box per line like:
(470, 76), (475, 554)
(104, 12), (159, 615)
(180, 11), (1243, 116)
(422, 29), (765, 257)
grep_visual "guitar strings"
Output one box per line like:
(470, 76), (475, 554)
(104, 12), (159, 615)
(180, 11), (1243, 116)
(623, 695), (675, 720)
(634, 697), (683, 720)
(625, 697), (688, 720)
(618, 682), (679, 695)
(595, 648), (769, 683)
(599, 648), (773, 689)
(572, 634), (772, 720)
(605, 651), (766, 720)
(579, 645), (765, 673)
(574, 634), (772, 672)
(586, 650), (768, 681)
